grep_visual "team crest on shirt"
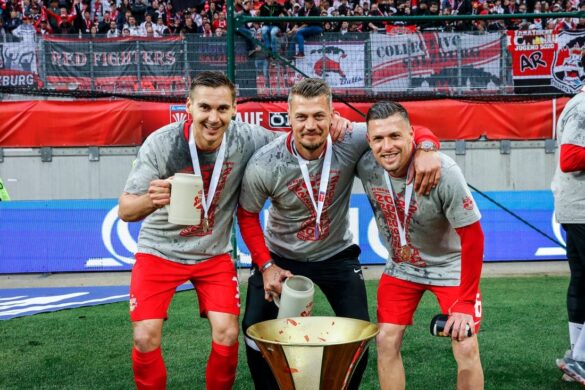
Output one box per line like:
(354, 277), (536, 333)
(180, 162), (234, 237)
(288, 170), (340, 241)
(462, 196), (474, 211)
(372, 187), (427, 267)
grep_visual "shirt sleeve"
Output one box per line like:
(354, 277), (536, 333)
(439, 162), (481, 229)
(560, 144), (585, 173)
(412, 125), (440, 150)
(123, 137), (161, 195)
(239, 153), (271, 214)
(452, 221), (484, 316)
(237, 206), (272, 268)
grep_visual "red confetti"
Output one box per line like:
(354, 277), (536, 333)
(287, 319), (298, 326)
(304, 335), (309, 342)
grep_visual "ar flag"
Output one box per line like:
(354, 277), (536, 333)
(43, 37), (183, 79)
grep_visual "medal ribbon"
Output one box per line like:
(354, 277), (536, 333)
(292, 134), (333, 238)
(383, 161), (414, 250)
(188, 124), (227, 226)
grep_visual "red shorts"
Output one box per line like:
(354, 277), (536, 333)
(377, 274), (482, 333)
(129, 253), (240, 322)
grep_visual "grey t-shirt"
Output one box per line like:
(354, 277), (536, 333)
(123, 120), (279, 263)
(357, 152), (481, 286)
(239, 124), (369, 261)
(551, 92), (585, 224)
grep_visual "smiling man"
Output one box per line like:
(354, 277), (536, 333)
(357, 101), (484, 390)
(237, 79), (442, 389)
(118, 72), (283, 390)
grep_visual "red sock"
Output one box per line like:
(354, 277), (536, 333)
(206, 341), (239, 390)
(132, 347), (167, 390)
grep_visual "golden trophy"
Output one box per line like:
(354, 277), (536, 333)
(247, 316), (379, 390)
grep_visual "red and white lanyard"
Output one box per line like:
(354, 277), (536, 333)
(188, 125), (226, 232)
(292, 134), (333, 239)
(383, 162), (414, 259)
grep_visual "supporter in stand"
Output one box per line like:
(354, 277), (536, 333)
(12, 14), (36, 42)
(366, 3), (386, 32)
(131, 0), (147, 24)
(5, 8), (22, 34)
(287, 0), (322, 58)
(154, 16), (169, 35)
(105, 20), (119, 36)
(97, 10), (113, 33)
(37, 17), (51, 34)
(139, 13), (154, 34)
(0, 17), (7, 40)
(259, 0), (285, 55)
(181, 15), (198, 33)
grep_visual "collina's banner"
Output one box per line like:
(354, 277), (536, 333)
(0, 191), (567, 273)
(508, 30), (585, 94)
(370, 31), (503, 93)
(43, 36), (184, 93)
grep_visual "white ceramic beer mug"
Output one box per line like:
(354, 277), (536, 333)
(274, 275), (315, 319)
(166, 173), (203, 225)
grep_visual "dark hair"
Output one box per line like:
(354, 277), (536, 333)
(189, 71), (236, 102)
(366, 101), (410, 124)
(288, 78), (332, 106)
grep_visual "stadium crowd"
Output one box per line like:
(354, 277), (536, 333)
(0, 0), (583, 42)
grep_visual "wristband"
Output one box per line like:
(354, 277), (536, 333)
(260, 260), (274, 273)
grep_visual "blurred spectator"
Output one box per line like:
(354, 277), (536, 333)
(140, 13), (153, 34)
(131, 0), (147, 24)
(215, 25), (224, 36)
(366, 3), (386, 32)
(93, 0), (104, 22)
(259, 0), (285, 54)
(237, 0), (261, 56)
(125, 15), (141, 35)
(212, 10), (226, 30)
(182, 14), (198, 33)
(201, 20), (213, 36)
(5, 9), (22, 33)
(154, 16), (169, 35)
(97, 10), (113, 33)
(145, 24), (155, 37)
(0, 17), (7, 40)
(13, 14), (36, 41)
(37, 18), (51, 35)
(288, 0), (322, 58)
(121, 25), (130, 36)
(106, 20), (119, 36)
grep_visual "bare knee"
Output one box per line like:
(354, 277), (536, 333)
(133, 320), (163, 352)
(377, 324), (405, 357)
(209, 312), (239, 346)
(452, 336), (481, 367)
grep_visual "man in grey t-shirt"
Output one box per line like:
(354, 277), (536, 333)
(552, 89), (585, 385)
(237, 79), (442, 389)
(357, 101), (484, 390)
(119, 71), (352, 389)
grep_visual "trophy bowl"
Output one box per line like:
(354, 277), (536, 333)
(247, 316), (379, 390)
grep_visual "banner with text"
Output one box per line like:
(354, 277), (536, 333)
(508, 30), (585, 94)
(0, 191), (566, 273)
(371, 31), (503, 93)
(43, 36), (184, 93)
(0, 42), (38, 88)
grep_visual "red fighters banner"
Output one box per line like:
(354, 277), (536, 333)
(508, 30), (585, 94)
